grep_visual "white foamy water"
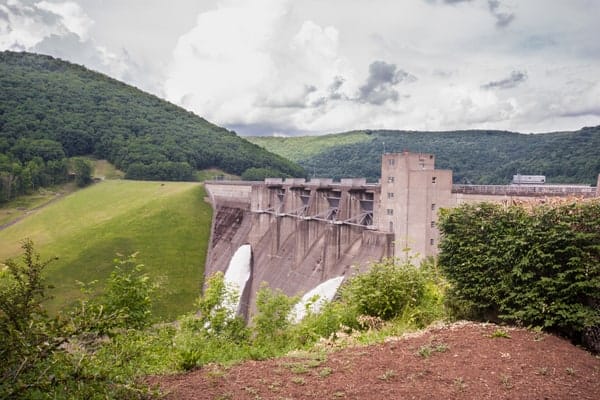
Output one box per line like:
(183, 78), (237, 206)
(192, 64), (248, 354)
(223, 244), (252, 315)
(290, 276), (345, 323)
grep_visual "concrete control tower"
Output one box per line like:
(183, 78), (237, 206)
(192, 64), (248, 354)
(379, 152), (453, 259)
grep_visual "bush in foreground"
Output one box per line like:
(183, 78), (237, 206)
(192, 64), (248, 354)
(438, 200), (600, 349)
(0, 240), (155, 399)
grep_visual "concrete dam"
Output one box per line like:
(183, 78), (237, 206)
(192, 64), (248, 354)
(205, 152), (600, 319)
(205, 179), (394, 318)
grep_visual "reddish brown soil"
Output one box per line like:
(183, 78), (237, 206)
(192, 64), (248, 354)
(150, 322), (600, 399)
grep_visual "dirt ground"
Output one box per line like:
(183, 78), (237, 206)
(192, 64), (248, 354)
(150, 322), (600, 400)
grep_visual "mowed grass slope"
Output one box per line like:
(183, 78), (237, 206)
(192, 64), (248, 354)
(0, 180), (212, 320)
(247, 131), (370, 162)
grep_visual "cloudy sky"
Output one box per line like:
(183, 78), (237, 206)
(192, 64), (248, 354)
(1, 0), (600, 136)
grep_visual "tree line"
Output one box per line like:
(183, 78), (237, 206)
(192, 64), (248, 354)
(0, 51), (304, 201)
(253, 127), (600, 184)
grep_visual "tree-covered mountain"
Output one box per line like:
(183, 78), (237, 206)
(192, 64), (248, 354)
(0, 51), (304, 202)
(249, 127), (600, 184)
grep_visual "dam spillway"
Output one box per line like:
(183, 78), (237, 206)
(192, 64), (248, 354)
(205, 179), (394, 319)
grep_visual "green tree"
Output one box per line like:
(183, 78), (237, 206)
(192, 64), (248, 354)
(71, 157), (93, 187)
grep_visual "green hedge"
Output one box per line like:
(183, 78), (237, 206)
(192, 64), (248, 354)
(438, 200), (600, 348)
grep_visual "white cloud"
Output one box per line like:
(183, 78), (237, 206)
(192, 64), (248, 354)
(35, 1), (92, 40)
(164, 0), (357, 132)
(163, 0), (599, 135)
(1, 0), (599, 134)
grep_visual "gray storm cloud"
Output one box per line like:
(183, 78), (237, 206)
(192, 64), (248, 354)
(487, 0), (515, 28)
(481, 70), (527, 90)
(328, 76), (346, 100)
(358, 61), (416, 105)
(427, 0), (515, 28)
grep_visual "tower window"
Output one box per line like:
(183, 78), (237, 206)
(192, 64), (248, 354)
(430, 238), (434, 245)
(386, 209), (394, 215)
(431, 203), (436, 210)
(387, 176), (395, 183)
(431, 221), (435, 228)
(432, 176), (437, 184)
(388, 158), (395, 166)
(387, 192), (394, 199)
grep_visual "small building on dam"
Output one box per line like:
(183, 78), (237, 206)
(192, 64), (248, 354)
(205, 152), (599, 319)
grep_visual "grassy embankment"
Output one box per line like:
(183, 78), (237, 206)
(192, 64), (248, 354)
(248, 131), (370, 162)
(0, 179), (212, 320)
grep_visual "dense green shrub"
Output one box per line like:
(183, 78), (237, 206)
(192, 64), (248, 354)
(71, 157), (93, 187)
(0, 240), (154, 399)
(252, 283), (298, 349)
(241, 167), (289, 181)
(339, 258), (429, 321)
(103, 253), (158, 329)
(438, 200), (600, 345)
(172, 272), (250, 370)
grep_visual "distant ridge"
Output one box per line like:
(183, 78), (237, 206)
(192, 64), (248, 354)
(249, 126), (600, 184)
(0, 51), (304, 183)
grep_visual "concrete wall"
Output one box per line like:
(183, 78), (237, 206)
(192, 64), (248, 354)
(205, 181), (393, 319)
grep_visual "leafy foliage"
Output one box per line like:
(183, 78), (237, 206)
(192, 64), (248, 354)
(339, 258), (446, 326)
(249, 127), (600, 184)
(252, 283), (298, 349)
(0, 241), (449, 397)
(0, 51), (304, 200)
(340, 258), (427, 320)
(71, 157), (93, 187)
(437, 200), (600, 345)
(241, 167), (291, 181)
(0, 240), (152, 399)
(103, 253), (158, 329)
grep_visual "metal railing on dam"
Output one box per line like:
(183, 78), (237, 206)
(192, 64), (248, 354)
(452, 184), (597, 197)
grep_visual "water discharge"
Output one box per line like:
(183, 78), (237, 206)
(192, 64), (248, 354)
(290, 276), (345, 323)
(223, 244), (252, 315)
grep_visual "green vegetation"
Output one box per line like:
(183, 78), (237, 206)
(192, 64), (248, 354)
(249, 131), (370, 163)
(0, 180), (212, 320)
(248, 126), (600, 184)
(0, 183), (76, 226)
(438, 199), (600, 345)
(0, 241), (155, 398)
(241, 166), (291, 181)
(339, 258), (442, 322)
(417, 342), (449, 358)
(71, 157), (93, 187)
(91, 159), (125, 179)
(0, 50), (304, 203)
(195, 168), (239, 182)
(489, 329), (511, 339)
(1, 252), (445, 398)
(3, 203), (600, 398)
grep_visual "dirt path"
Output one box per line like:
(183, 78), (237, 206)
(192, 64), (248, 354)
(0, 192), (66, 231)
(150, 322), (600, 400)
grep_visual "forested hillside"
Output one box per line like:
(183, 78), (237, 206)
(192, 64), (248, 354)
(0, 51), (304, 202)
(249, 127), (600, 184)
